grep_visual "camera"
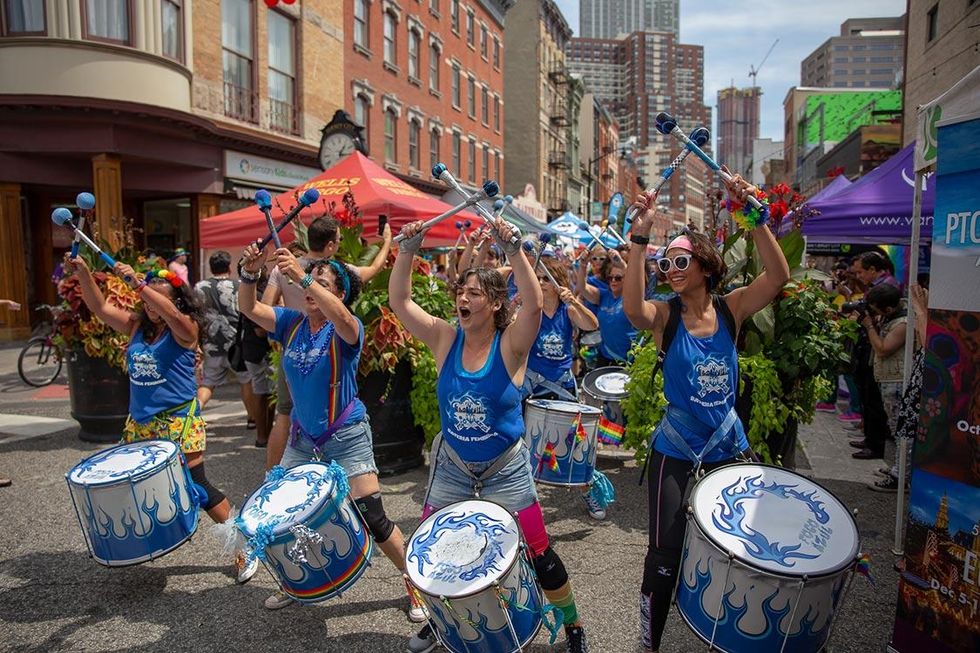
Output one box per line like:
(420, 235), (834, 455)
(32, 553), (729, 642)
(841, 300), (866, 317)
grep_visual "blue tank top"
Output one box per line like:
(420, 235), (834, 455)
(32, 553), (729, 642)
(437, 329), (525, 463)
(528, 303), (574, 382)
(655, 310), (748, 462)
(127, 328), (198, 424)
(595, 285), (637, 362)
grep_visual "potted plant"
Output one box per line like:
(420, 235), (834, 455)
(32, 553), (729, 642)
(53, 222), (145, 442)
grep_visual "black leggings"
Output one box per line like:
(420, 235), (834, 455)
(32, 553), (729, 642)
(641, 450), (739, 651)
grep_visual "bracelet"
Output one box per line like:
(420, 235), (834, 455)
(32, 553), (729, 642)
(299, 273), (314, 289)
(239, 277), (257, 285)
(240, 267), (261, 282)
(630, 233), (650, 246)
(726, 191), (770, 231)
(134, 280), (147, 292)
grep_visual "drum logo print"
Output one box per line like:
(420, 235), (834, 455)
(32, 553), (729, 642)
(409, 511), (511, 583)
(713, 474), (831, 568)
(694, 357), (730, 399)
(450, 393), (492, 434)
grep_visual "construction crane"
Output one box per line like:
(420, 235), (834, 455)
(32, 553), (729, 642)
(749, 38), (779, 88)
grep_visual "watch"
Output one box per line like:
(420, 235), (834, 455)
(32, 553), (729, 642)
(630, 233), (650, 246)
(319, 132), (360, 169)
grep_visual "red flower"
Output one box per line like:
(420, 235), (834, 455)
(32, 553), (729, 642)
(771, 183), (791, 198)
(769, 200), (790, 222)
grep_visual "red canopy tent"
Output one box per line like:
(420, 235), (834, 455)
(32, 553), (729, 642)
(200, 152), (480, 248)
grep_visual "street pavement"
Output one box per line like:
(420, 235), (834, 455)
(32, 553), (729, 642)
(0, 342), (904, 652)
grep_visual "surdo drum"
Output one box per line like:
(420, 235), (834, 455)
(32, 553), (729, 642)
(524, 399), (600, 486)
(581, 366), (630, 429)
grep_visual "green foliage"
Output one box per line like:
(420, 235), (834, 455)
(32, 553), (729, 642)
(738, 353), (784, 464)
(408, 349), (441, 447)
(621, 336), (667, 464)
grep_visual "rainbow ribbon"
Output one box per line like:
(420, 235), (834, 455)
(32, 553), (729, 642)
(856, 553), (876, 588)
(597, 416), (624, 446)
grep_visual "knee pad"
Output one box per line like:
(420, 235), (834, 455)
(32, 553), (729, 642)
(355, 493), (395, 544)
(532, 546), (568, 591)
(189, 462), (226, 511)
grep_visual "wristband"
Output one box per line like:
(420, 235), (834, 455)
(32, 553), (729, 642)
(240, 267), (261, 282)
(239, 277), (257, 285)
(299, 273), (314, 289)
(630, 233), (650, 246)
(726, 191), (770, 231)
(134, 280), (147, 292)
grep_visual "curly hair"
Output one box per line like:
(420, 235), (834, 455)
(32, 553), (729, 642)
(453, 267), (511, 331)
(305, 258), (362, 308)
(139, 278), (208, 344)
(672, 230), (727, 292)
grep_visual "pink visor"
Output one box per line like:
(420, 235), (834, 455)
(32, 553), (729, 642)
(666, 235), (694, 253)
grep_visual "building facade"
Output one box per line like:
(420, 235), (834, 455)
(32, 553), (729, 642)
(503, 0), (571, 219)
(0, 0), (344, 339)
(801, 16), (905, 89)
(579, 0), (678, 39)
(717, 87), (761, 179)
(749, 137), (785, 187)
(343, 0), (512, 195)
(902, 0), (980, 146)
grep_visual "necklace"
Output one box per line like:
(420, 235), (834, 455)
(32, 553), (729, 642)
(291, 319), (335, 376)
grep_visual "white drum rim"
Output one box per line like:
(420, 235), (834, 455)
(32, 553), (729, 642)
(238, 462), (342, 538)
(687, 462), (860, 579)
(582, 366), (630, 400)
(407, 498), (523, 600)
(525, 399), (601, 416)
(66, 439), (181, 488)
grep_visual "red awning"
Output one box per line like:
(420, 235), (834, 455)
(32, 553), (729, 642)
(200, 152), (480, 248)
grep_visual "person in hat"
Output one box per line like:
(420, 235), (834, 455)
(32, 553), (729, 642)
(169, 248), (190, 285)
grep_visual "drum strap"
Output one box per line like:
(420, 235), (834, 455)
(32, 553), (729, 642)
(657, 406), (740, 477)
(155, 398), (198, 441)
(524, 368), (577, 401)
(432, 432), (524, 497)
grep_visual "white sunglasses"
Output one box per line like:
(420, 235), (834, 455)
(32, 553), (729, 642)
(657, 254), (693, 274)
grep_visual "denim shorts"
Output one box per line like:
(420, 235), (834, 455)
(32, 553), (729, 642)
(279, 418), (378, 479)
(424, 434), (539, 513)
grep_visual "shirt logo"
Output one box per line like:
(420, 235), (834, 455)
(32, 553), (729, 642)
(130, 351), (162, 381)
(449, 393), (491, 433)
(540, 331), (565, 359)
(695, 358), (730, 398)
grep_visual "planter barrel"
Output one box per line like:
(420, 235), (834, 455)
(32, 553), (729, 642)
(360, 359), (425, 476)
(66, 347), (130, 443)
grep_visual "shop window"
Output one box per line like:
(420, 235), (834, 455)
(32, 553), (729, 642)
(2, 0), (46, 35)
(161, 0), (182, 61)
(222, 0), (256, 122)
(83, 0), (131, 45)
(268, 10), (297, 134)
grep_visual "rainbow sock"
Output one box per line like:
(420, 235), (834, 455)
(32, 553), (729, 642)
(544, 583), (580, 626)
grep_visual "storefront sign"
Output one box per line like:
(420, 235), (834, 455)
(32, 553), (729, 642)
(224, 150), (319, 189)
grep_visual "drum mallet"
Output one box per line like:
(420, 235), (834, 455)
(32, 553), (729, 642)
(624, 126), (710, 231)
(393, 180), (498, 244)
(53, 208), (132, 283)
(493, 194), (514, 219)
(254, 189), (282, 249)
(452, 219), (471, 250)
(533, 233), (560, 287)
(431, 163), (518, 245)
(258, 188), (322, 250)
(72, 192), (95, 259)
(656, 112), (765, 211)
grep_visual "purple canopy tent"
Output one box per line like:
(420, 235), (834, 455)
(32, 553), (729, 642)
(799, 143), (935, 245)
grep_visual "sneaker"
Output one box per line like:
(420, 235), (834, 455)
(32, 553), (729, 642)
(868, 475), (900, 493)
(582, 492), (606, 521)
(838, 412), (862, 422)
(405, 578), (426, 623)
(566, 625), (589, 653)
(407, 623), (437, 653)
(264, 590), (295, 610)
(815, 402), (836, 412)
(234, 551), (258, 584)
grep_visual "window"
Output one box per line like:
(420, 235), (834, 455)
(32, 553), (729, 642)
(494, 151), (500, 180)
(926, 4), (938, 42)
(468, 138), (476, 181)
(467, 76), (475, 117)
(268, 10), (296, 134)
(429, 0), (439, 14)
(429, 42), (440, 91)
(481, 86), (489, 124)
(465, 9), (474, 46)
(384, 109), (397, 163)
(452, 131), (461, 172)
(353, 0), (368, 48)
(493, 94), (500, 131)
(383, 11), (397, 66)
(492, 35), (500, 68)
(161, 0), (182, 60)
(451, 63), (460, 107)
(408, 29), (420, 79)
(3, 0), (45, 34)
(450, 0), (458, 32)
(430, 128), (441, 169)
(480, 24), (488, 59)
(354, 94), (370, 144)
(84, 0), (130, 44)
(481, 145), (489, 179)
(408, 119), (421, 169)
(871, 68), (892, 75)
(222, 0), (255, 122)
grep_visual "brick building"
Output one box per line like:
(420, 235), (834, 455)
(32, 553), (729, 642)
(344, 0), (511, 194)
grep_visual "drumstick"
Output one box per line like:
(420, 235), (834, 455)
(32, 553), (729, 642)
(52, 208), (133, 284)
(73, 192), (95, 259)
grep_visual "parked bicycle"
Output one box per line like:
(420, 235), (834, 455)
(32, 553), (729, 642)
(18, 305), (64, 387)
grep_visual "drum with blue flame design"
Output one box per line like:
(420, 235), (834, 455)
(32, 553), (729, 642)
(66, 439), (199, 567)
(237, 462), (372, 603)
(525, 400), (600, 486)
(406, 500), (543, 653)
(581, 366), (629, 429)
(676, 463), (859, 653)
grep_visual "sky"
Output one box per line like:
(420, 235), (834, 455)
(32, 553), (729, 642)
(553, 0), (906, 144)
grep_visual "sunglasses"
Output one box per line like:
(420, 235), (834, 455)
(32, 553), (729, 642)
(607, 274), (624, 282)
(590, 256), (607, 262)
(657, 254), (693, 274)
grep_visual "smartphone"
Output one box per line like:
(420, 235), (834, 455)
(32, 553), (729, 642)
(378, 214), (388, 236)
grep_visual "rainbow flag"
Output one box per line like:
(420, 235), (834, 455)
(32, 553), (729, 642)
(597, 417), (624, 446)
(566, 414), (587, 447)
(542, 442), (560, 472)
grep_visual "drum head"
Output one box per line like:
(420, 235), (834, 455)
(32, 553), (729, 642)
(690, 464), (859, 577)
(525, 399), (601, 416)
(68, 439), (178, 486)
(582, 366), (630, 401)
(407, 500), (520, 599)
(239, 463), (340, 537)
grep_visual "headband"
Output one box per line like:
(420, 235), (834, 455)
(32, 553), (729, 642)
(666, 236), (694, 253)
(326, 260), (351, 304)
(152, 269), (183, 288)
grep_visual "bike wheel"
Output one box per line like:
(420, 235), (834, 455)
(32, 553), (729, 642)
(17, 337), (63, 387)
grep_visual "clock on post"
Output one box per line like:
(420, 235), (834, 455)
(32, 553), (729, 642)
(318, 110), (367, 170)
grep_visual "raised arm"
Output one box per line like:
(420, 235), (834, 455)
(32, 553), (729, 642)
(67, 257), (135, 335)
(575, 248), (601, 305)
(388, 222), (457, 367)
(622, 193), (661, 331)
(499, 220), (542, 372)
(557, 286), (599, 331)
(275, 248), (361, 345)
(352, 222), (392, 283)
(127, 265), (198, 349)
(239, 241), (277, 333)
(458, 227), (481, 272)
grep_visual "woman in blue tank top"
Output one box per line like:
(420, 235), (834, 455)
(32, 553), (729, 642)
(239, 243), (418, 616)
(391, 217), (591, 653)
(576, 249), (637, 365)
(621, 171), (790, 653)
(68, 255), (255, 584)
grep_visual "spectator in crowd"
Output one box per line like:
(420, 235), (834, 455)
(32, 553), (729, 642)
(237, 261), (274, 448)
(168, 248), (190, 285)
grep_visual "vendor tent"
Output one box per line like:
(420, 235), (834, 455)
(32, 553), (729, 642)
(200, 152), (479, 248)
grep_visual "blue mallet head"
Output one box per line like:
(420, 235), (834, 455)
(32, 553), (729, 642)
(432, 163), (448, 178)
(255, 189), (273, 209)
(538, 232), (552, 243)
(455, 221), (463, 229)
(504, 195), (514, 204)
(493, 199), (505, 211)
(690, 126), (710, 147)
(52, 207), (73, 226)
(482, 180), (499, 197)
(76, 192), (95, 211)
(521, 241), (535, 253)
(299, 188), (320, 206)
(464, 220), (472, 227)
(655, 111), (677, 134)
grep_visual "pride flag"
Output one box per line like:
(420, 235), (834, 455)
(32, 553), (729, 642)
(597, 417), (624, 446)
(566, 414), (588, 447)
(542, 442), (560, 472)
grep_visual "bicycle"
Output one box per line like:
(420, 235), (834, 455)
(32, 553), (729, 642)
(17, 305), (64, 387)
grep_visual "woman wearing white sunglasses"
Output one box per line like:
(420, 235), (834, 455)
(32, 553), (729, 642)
(621, 170), (790, 653)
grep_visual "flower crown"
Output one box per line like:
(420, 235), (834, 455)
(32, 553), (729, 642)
(151, 269), (183, 288)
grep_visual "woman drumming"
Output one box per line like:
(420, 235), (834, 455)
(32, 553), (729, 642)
(576, 249), (637, 366)
(391, 218), (590, 653)
(67, 257), (256, 584)
(621, 171), (790, 653)
(238, 244), (422, 620)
